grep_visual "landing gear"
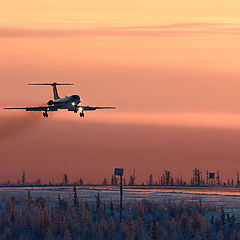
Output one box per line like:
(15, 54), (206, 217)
(80, 112), (85, 117)
(74, 107), (78, 113)
(43, 111), (48, 118)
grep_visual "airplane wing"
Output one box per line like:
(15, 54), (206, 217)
(80, 106), (116, 111)
(4, 106), (59, 111)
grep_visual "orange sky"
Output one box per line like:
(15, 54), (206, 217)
(1, 1), (240, 183)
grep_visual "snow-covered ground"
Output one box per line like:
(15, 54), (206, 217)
(1, 186), (240, 217)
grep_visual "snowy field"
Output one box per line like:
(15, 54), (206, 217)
(1, 186), (240, 218)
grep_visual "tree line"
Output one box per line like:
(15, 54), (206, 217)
(1, 168), (240, 187)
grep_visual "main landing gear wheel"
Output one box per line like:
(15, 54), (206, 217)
(80, 112), (85, 117)
(43, 111), (48, 118)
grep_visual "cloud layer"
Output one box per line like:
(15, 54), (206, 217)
(1, 22), (240, 38)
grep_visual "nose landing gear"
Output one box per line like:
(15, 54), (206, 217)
(43, 111), (48, 118)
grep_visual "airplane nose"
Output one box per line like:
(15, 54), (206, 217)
(72, 95), (81, 104)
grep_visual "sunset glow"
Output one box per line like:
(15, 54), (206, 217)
(1, 0), (240, 183)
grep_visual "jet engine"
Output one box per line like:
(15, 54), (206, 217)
(47, 100), (54, 105)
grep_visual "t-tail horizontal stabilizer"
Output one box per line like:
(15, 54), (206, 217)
(28, 82), (74, 100)
(28, 83), (74, 86)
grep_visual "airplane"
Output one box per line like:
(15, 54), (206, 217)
(4, 82), (116, 118)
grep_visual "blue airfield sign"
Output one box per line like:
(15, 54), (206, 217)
(114, 168), (124, 176)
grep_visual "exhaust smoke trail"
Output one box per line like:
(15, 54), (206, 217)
(0, 111), (41, 140)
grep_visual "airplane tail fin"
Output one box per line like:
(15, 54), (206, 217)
(28, 82), (74, 100)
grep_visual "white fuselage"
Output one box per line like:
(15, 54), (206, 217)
(52, 94), (81, 109)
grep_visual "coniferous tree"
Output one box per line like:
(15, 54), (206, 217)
(216, 170), (220, 185)
(72, 185), (79, 209)
(111, 175), (114, 185)
(110, 200), (114, 215)
(175, 177), (179, 185)
(180, 176), (183, 185)
(148, 174), (153, 185)
(151, 218), (158, 240)
(85, 200), (89, 210)
(27, 191), (32, 208)
(7, 198), (16, 224)
(79, 178), (83, 185)
(165, 170), (171, 185)
(170, 177), (174, 185)
(57, 194), (62, 210)
(206, 170), (209, 185)
(102, 178), (107, 185)
(221, 206), (225, 225)
(63, 174), (69, 185)
(211, 215), (214, 225)
(95, 193), (101, 210)
(237, 171), (240, 187)
(35, 178), (41, 185)
(114, 176), (118, 185)
(22, 170), (26, 185)
(227, 213), (230, 223)
(128, 176), (135, 185)
(192, 168), (202, 185)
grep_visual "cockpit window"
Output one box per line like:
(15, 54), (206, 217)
(72, 95), (80, 100)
